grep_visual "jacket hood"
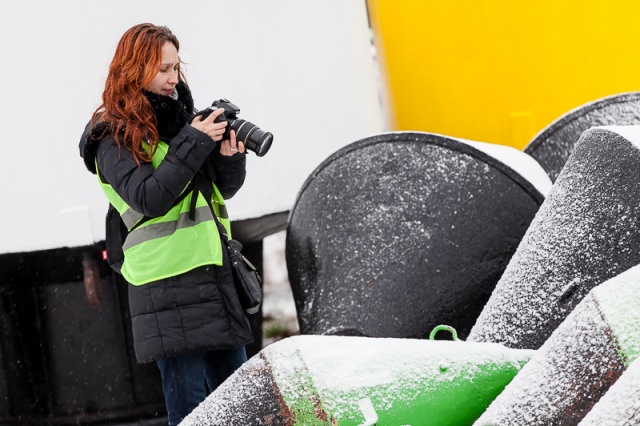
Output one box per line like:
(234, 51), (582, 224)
(79, 120), (110, 175)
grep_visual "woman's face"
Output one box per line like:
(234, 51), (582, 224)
(146, 41), (180, 96)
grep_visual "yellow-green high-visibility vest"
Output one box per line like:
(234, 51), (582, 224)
(97, 140), (232, 286)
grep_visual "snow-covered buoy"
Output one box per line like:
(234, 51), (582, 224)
(286, 132), (549, 340)
(579, 358), (640, 425)
(473, 262), (640, 425)
(180, 334), (534, 425)
(469, 126), (640, 349)
(525, 92), (640, 182)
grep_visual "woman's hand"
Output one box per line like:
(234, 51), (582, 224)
(191, 108), (228, 142)
(220, 130), (245, 156)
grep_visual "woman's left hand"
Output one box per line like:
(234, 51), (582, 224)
(220, 130), (245, 156)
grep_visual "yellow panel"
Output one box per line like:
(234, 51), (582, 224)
(367, 0), (640, 149)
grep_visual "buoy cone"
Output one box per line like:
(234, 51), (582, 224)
(525, 92), (640, 182)
(181, 333), (534, 425)
(473, 262), (640, 425)
(469, 126), (640, 349)
(287, 131), (549, 340)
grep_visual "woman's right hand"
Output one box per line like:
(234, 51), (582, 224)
(191, 108), (228, 142)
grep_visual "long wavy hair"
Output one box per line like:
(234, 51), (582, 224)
(93, 23), (185, 165)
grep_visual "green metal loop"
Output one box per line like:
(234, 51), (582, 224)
(429, 325), (459, 341)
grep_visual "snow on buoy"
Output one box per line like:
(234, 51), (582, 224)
(180, 334), (534, 426)
(286, 131), (549, 340)
(525, 92), (640, 182)
(473, 262), (640, 425)
(579, 358), (640, 425)
(469, 126), (640, 350)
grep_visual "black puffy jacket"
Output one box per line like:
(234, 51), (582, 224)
(79, 82), (253, 363)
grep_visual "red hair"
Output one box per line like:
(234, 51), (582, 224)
(93, 23), (185, 165)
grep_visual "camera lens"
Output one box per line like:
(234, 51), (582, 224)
(247, 129), (273, 157)
(230, 119), (274, 157)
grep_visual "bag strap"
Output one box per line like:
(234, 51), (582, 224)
(191, 173), (231, 244)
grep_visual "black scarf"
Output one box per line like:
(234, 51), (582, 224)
(143, 80), (196, 140)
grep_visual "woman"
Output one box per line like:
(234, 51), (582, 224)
(78, 23), (253, 425)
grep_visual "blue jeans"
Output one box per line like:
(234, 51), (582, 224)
(157, 347), (247, 426)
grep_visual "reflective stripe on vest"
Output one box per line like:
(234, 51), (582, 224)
(96, 140), (231, 285)
(122, 205), (213, 251)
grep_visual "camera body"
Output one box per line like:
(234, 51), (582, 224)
(210, 99), (240, 138)
(198, 99), (273, 157)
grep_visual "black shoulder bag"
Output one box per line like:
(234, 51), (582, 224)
(210, 211), (263, 315)
(192, 174), (263, 315)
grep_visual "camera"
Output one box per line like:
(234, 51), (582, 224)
(196, 99), (273, 157)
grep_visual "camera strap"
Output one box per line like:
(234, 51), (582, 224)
(191, 173), (231, 241)
(189, 173), (213, 222)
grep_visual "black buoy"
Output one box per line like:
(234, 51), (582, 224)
(525, 92), (640, 182)
(470, 126), (640, 350)
(286, 132), (548, 340)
